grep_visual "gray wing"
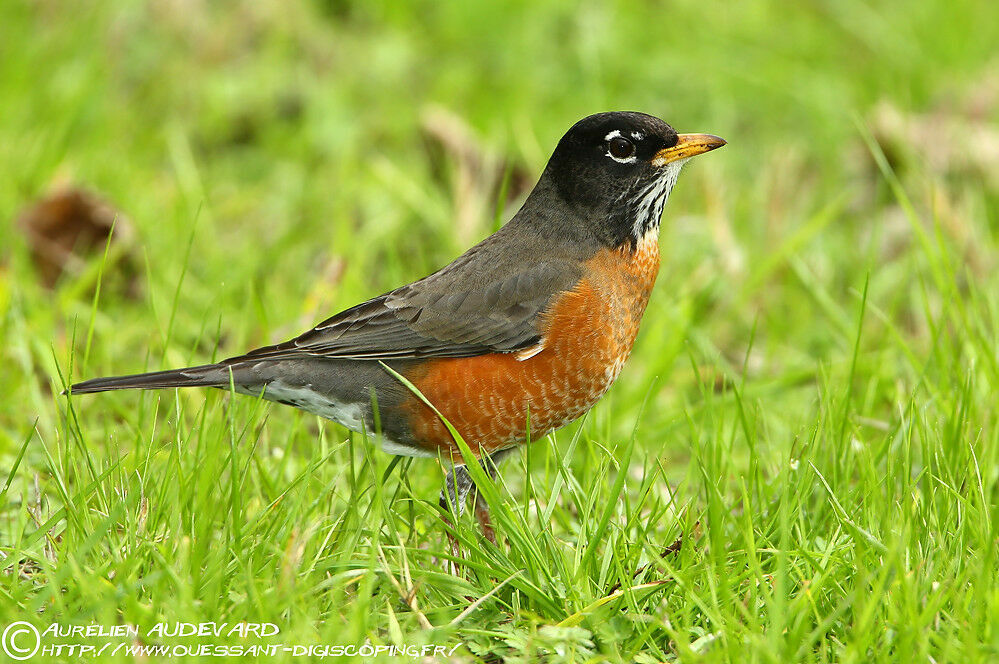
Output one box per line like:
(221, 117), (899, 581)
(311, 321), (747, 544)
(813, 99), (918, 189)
(228, 234), (584, 363)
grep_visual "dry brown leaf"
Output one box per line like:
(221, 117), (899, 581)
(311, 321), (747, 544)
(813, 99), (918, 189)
(17, 185), (138, 290)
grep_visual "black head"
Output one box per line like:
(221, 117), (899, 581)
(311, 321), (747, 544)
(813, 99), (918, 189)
(540, 111), (725, 248)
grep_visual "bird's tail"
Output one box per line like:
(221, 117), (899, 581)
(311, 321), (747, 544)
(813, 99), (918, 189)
(65, 363), (232, 395)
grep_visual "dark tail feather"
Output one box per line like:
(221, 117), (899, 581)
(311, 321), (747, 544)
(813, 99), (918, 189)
(65, 363), (230, 395)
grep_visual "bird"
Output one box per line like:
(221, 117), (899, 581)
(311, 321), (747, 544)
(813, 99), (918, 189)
(67, 111), (725, 544)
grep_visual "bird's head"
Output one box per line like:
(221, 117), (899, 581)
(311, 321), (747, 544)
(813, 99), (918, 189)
(541, 111), (725, 249)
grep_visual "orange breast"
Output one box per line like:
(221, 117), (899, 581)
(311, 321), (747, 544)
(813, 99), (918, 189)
(402, 235), (660, 457)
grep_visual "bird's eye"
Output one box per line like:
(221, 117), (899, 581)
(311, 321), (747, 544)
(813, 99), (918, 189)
(608, 136), (636, 161)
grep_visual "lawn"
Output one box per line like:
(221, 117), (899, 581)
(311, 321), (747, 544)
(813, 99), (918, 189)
(1, 1), (997, 662)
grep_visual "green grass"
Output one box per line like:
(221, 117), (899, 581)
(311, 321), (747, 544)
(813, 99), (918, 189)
(2, 0), (998, 661)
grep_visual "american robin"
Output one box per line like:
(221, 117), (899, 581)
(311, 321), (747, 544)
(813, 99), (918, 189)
(67, 111), (725, 543)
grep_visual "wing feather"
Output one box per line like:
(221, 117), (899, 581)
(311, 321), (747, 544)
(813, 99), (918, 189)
(228, 243), (583, 364)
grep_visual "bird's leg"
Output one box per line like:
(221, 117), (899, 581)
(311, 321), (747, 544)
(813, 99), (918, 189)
(439, 463), (474, 558)
(438, 449), (512, 554)
(469, 448), (512, 545)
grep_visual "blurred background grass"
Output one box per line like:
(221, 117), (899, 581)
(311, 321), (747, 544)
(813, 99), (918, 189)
(1, 0), (998, 661)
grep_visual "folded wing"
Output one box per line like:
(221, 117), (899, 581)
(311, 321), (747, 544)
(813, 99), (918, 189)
(229, 244), (583, 364)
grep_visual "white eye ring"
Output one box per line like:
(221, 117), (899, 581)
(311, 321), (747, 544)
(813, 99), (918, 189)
(604, 130), (637, 163)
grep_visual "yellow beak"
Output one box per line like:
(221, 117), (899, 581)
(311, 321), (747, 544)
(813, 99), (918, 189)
(652, 133), (726, 166)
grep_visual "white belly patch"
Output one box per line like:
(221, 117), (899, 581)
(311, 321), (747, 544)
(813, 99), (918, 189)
(238, 380), (435, 458)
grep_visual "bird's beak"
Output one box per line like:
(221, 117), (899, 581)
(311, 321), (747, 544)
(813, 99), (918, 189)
(652, 133), (726, 166)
